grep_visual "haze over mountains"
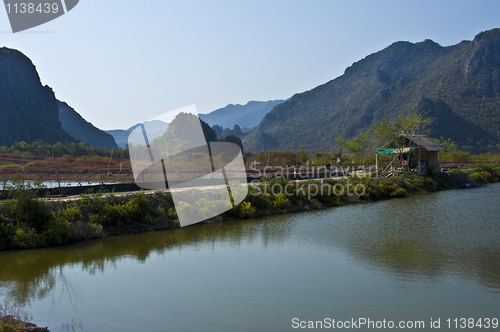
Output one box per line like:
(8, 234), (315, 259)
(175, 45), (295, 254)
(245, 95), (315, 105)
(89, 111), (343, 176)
(199, 100), (284, 129)
(107, 100), (284, 148)
(106, 120), (169, 149)
(245, 28), (500, 153)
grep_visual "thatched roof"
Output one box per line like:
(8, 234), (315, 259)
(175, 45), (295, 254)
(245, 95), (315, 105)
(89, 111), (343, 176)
(377, 135), (446, 152)
(405, 135), (446, 151)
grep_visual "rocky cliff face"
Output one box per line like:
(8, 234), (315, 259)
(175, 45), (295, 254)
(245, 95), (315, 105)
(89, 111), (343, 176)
(463, 29), (500, 87)
(58, 100), (118, 149)
(0, 47), (77, 146)
(245, 28), (500, 152)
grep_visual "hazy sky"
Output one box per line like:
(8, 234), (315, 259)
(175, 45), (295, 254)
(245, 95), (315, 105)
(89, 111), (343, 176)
(1, 0), (499, 130)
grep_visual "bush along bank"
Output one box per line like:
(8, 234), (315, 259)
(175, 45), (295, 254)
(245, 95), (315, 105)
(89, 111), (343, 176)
(0, 164), (499, 250)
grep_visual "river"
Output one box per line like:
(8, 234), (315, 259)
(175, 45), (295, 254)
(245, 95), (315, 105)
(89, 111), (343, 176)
(1, 184), (499, 331)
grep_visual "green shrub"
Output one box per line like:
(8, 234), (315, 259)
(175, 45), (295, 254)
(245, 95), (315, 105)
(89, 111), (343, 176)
(8, 198), (52, 232)
(0, 218), (16, 249)
(423, 177), (438, 191)
(360, 181), (385, 200)
(5, 175), (52, 232)
(411, 175), (425, 189)
(126, 192), (156, 224)
(403, 178), (414, 191)
(168, 208), (178, 220)
(331, 181), (347, 200)
(476, 163), (500, 179)
(90, 203), (128, 226)
(58, 204), (82, 223)
(43, 217), (70, 245)
(81, 191), (158, 227)
(406, 174), (438, 192)
(314, 183), (338, 204)
(389, 188), (407, 197)
(245, 187), (274, 212)
(469, 171), (492, 183)
(13, 228), (44, 249)
(380, 176), (404, 188)
(156, 206), (165, 216)
(468, 172), (481, 183)
(0, 317), (24, 332)
(273, 193), (290, 210)
(237, 201), (256, 218)
(80, 190), (105, 214)
(449, 168), (465, 177)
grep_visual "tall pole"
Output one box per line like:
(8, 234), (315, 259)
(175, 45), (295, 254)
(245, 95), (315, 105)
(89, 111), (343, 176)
(418, 148), (421, 173)
(267, 143), (271, 167)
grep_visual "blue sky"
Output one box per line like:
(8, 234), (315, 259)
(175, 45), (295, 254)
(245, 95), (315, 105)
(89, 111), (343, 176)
(1, 0), (499, 130)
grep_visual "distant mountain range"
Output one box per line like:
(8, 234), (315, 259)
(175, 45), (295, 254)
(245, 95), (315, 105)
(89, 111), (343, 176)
(107, 99), (283, 148)
(199, 100), (284, 129)
(245, 28), (500, 153)
(212, 124), (244, 139)
(106, 120), (168, 149)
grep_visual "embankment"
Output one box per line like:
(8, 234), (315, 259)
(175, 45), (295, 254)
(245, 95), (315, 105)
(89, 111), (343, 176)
(0, 164), (498, 250)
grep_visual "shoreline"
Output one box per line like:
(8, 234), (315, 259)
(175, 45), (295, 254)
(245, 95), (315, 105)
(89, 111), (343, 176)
(0, 315), (49, 332)
(0, 164), (498, 251)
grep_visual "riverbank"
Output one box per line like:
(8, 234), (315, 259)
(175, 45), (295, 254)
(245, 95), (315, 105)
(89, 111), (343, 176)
(0, 164), (498, 250)
(0, 316), (49, 332)
(0, 301), (50, 332)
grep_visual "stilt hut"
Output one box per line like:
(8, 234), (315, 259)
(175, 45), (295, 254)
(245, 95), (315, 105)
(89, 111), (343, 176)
(376, 135), (446, 173)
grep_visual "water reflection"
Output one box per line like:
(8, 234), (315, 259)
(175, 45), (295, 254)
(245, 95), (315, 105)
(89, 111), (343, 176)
(302, 185), (500, 290)
(0, 216), (293, 304)
(0, 184), (499, 307)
